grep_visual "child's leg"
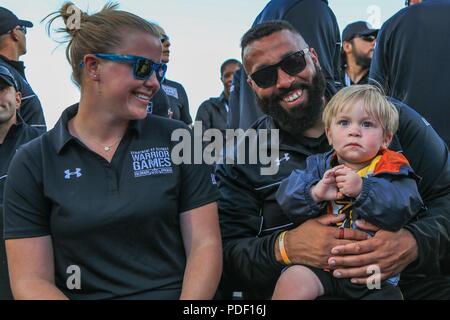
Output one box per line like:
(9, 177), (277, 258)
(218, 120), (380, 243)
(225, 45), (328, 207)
(272, 265), (325, 300)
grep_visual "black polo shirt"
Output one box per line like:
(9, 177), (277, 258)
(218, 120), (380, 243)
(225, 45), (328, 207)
(0, 120), (40, 300)
(161, 79), (193, 125)
(3, 104), (219, 300)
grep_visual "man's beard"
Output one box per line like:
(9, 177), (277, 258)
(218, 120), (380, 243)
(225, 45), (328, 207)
(256, 65), (326, 137)
(353, 47), (372, 69)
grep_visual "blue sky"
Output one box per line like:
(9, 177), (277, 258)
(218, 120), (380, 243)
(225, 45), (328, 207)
(2, 0), (404, 128)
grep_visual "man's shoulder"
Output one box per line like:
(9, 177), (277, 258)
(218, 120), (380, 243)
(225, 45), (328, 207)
(163, 79), (186, 91)
(19, 122), (42, 140)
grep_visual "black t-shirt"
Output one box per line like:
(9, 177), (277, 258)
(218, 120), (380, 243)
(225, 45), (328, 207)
(161, 79), (192, 125)
(0, 121), (41, 300)
(369, 0), (450, 146)
(3, 105), (219, 300)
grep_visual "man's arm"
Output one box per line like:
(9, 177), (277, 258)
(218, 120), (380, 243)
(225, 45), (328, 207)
(216, 163), (283, 291)
(216, 162), (368, 292)
(178, 85), (193, 126)
(195, 101), (212, 133)
(369, 21), (390, 93)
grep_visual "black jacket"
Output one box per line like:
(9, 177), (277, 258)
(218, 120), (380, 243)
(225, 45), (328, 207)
(369, 0), (450, 146)
(0, 55), (46, 132)
(161, 79), (192, 125)
(216, 98), (450, 297)
(195, 93), (228, 134)
(276, 149), (423, 232)
(228, 0), (342, 130)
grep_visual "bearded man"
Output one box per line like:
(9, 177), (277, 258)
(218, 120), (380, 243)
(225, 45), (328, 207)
(216, 21), (450, 300)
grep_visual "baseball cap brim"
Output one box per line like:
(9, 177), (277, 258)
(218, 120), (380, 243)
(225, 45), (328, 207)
(0, 77), (15, 90)
(358, 28), (379, 38)
(18, 19), (33, 28)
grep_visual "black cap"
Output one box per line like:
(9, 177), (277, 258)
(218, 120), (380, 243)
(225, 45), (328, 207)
(0, 65), (18, 91)
(0, 7), (33, 36)
(342, 21), (378, 42)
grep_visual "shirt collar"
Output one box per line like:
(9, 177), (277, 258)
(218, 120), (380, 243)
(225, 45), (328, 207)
(0, 55), (26, 77)
(52, 104), (145, 154)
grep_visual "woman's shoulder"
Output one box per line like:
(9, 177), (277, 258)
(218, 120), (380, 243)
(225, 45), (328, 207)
(143, 114), (190, 132)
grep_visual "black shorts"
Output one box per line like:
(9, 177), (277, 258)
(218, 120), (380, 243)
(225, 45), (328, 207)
(310, 267), (403, 300)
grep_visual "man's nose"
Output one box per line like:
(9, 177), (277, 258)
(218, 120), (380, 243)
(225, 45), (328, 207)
(276, 67), (295, 89)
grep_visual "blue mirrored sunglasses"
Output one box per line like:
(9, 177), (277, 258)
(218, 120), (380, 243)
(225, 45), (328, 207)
(81, 53), (167, 82)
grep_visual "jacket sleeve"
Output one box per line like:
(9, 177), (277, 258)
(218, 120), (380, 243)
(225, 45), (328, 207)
(227, 70), (241, 129)
(352, 173), (424, 232)
(178, 85), (193, 125)
(392, 99), (450, 275)
(276, 155), (327, 224)
(369, 20), (390, 93)
(195, 101), (212, 132)
(215, 163), (283, 291)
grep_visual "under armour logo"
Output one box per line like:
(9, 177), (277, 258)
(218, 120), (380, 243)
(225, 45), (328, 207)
(64, 168), (82, 180)
(276, 153), (290, 166)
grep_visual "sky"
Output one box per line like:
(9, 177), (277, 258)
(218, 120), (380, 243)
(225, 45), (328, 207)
(1, 0), (404, 128)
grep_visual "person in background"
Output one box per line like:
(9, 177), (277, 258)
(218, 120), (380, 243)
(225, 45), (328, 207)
(0, 7), (46, 132)
(4, 2), (222, 300)
(196, 59), (242, 134)
(340, 21), (378, 86)
(369, 0), (450, 146)
(0, 65), (41, 300)
(154, 24), (193, 126)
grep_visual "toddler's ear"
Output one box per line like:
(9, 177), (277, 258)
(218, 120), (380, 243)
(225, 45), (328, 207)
(382, 133), (393, 149)
(325, 127), (333, 146)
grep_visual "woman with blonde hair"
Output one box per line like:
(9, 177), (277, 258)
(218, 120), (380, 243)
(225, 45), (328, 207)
(3, 2), (222, 300)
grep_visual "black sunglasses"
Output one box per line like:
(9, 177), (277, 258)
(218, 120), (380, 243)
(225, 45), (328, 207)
(8, 26), (27, 35)
(249, 48), (310, 88)
(360, 34), (376, 42)
(160, 34), (170, 44)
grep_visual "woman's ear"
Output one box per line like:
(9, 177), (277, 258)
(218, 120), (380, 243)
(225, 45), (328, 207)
(83, 54), (101, 81)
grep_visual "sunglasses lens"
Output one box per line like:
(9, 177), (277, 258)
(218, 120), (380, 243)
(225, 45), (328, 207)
(251, 67), (278, 89)
(160, 35), (169, 43)
(281, 52), (307, 76)
(134, 59), (152, 80)
(251, 50), (307, 88)
(362, 35), (376, 42)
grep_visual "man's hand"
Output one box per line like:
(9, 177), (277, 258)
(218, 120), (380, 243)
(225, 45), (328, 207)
(327, 228), (418, 284)
(276, 214), (369, 269)
(335, 166), (363, 198)
(311, 168), (343, 202)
